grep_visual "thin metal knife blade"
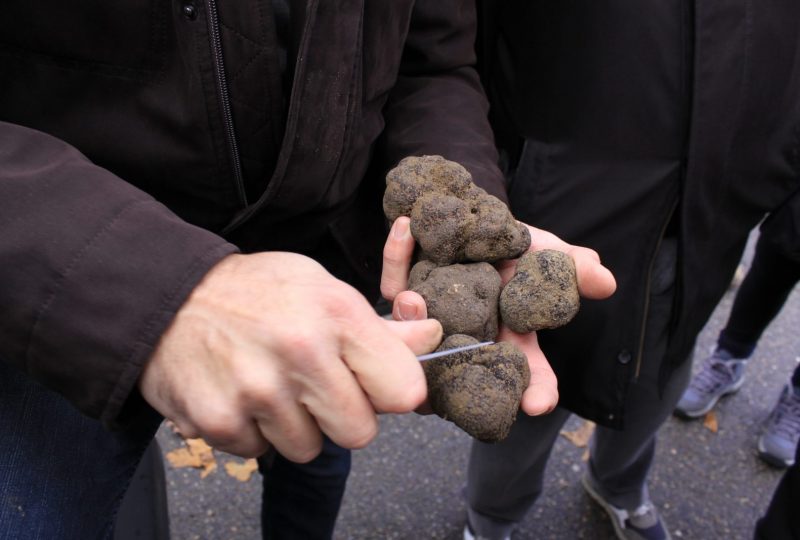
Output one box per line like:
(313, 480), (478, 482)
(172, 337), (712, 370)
(416, 341), (495, 362)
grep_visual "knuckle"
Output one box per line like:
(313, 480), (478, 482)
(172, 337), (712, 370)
(286, 440), (324, 464)
(382, 379), (427, 413)
(380, 280), (401, 301)
(196, 408), (242, 446)
(339, 418), (379, 449)
(219, 439), (270, 459)
(281, 329), (324, 361)
(237, 375), (280, 409)
(225, 440), (271, 459)
(322, 283), (361, 308)
(173, 420), (199, 440)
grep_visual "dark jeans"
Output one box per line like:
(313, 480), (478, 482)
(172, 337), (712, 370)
(0, 362), (161, 540)
(0, 361), (350, 540)
(718, 235), (800, 386)
(259, 437), (351, 540)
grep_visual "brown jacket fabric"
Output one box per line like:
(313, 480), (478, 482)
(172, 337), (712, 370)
(0, 0), (504, 426)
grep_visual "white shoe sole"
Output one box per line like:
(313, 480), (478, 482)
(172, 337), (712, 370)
(581, 474), (630, 540)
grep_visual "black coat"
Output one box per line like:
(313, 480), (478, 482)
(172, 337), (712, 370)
(480, 0), (800, 428)
(0, 0), (504, 425)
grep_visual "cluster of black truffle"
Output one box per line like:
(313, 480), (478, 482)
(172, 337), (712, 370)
(383, 156), (580, 442)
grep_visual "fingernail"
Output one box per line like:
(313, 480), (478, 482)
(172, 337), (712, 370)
(392, 218), (410, 239)
(397, 300), (418, 321)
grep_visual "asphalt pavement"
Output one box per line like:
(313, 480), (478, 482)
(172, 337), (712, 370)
(157, 237), (799, 539)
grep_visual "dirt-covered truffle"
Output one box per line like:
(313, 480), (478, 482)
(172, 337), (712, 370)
(383, 155), (530, 264)
(422, 335), (530, 442)
(499, 249), (580, 333)
(382, 155), (584, 443)
(408, 261), (502, 341)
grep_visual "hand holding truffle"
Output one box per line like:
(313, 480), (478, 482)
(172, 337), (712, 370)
(381, 156), (616, 441)
(140, 252), (443, 462)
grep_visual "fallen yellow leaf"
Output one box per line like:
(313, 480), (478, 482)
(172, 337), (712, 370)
(703, 411), (719, 433)
(164, 447), (202, 468)
(225, 459), (259, 482)
(165, 437), (218, 478)
(560, 420), (596, 448)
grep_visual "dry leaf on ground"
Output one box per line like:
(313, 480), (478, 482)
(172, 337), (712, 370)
(560, 420), (596, 448)
(703, 411), (719, 433)
(165, 437), (218, 478)
(225, 459), (259, 482)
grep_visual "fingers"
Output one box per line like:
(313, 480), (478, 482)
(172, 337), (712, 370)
(497, 327), (559, 416)
(525, 224), (617, 300)
(381, 217), (416, 301)
(520, 359), (559, 416)
(382, 318), (442, 354)
(339, 308), (438, 414)
(384, 317), (441, 416)
(569, 246), (617, 299)
(172, 401), (273, 459)
(391, 290), (428, 321)
(272, 356), (378, 458)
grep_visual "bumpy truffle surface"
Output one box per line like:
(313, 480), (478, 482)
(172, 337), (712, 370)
(382, 155), (584, 443)
(423, 335), (530, 442)
(499, 249), (580, 333)
(409, 261), (502, 341)
(383, 155), (530, 264)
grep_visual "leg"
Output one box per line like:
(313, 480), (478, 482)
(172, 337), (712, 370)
(258, 436), (350, 540)
(589, 356), (692, 509)
(464, 407), (572, 536)
(719, 235), (800, 357)
(754, 440), (800, 539)
(0, 363), (162, 540)
(677, 235), (800, 418)
(580, 237), (681, 540)
(589, 237), (683, 510)
(113, 439), (171, 540)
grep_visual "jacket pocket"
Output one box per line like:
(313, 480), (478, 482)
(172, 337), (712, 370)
(0, 0), (167, 76)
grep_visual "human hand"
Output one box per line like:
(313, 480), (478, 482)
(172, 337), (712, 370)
(139, 252), (442, 462)
(380, 217), (616, 415)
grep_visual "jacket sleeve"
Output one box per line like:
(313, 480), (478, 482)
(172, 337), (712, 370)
(0, 122), (238, 426)
(381, 0), (508, 202)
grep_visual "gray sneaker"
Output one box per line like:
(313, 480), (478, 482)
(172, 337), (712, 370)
(758, 383), (800, 468)
(581, 473), (671, 540)
(674, 350), (746, 418)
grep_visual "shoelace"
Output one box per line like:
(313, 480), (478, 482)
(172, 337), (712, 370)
(690, 359), (739, 393)
(770, 391), (800, 439)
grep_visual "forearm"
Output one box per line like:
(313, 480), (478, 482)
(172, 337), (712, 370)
(0, 121), (237, 426)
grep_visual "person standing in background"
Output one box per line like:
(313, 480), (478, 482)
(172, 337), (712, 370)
(675, 190), (800, 469)
(452, 2), (800, 539)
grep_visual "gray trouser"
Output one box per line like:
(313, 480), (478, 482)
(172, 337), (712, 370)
(466, 238), (693, 533)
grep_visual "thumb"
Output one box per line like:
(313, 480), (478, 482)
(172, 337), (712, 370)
(392, 290), (428, 321)
(382, 318), (443, 355)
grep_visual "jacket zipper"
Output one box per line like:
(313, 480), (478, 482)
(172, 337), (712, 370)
(205, 0), (248, 206)
(633, 198), (679, 378)
(221, 0), (320, 235)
